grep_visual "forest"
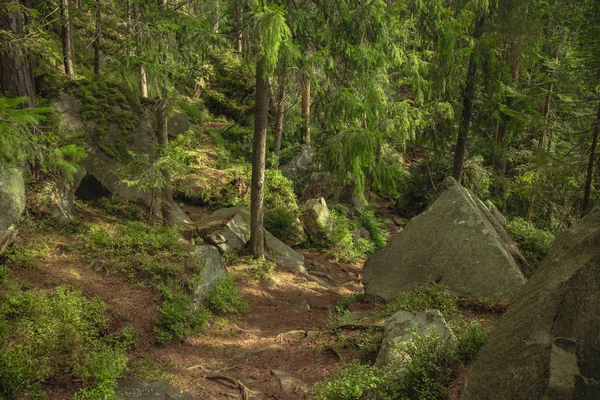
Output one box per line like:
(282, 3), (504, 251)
(1, 0), (599, 399)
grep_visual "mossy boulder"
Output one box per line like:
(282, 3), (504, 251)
(0, 167), (26, 253)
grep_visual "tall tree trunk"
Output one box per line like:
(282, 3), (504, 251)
(60, 0), (75, 80)
(93, 0), (101, 76)
(273, 74), (287, 165)
(301, 71), (311, 146)
(133, 4), (148, 97)
(582, 103), (600, 217)
(234, 5), (242, 54)
(0, 0), (36, 107)
(250, 60), (270, 257)
(156, 90), (172, 226)
(157, 0), (172, 225)
(452, 14), (486, 182)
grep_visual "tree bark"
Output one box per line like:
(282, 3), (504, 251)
(250, 60), (270, 257)
(156, 0), (172, 226)
(60, 0), (75, 80)
(0, 0), (36, 107)
(301, 71), (311, 146)
(234, 5), (242, 54)
(273, 74), (287, 165)
(452, 14), (486, 183)
(93, 0), (101, 76)
(582, 103), (600, 217)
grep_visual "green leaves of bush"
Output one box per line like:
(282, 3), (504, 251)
(0, 285), (130, 399)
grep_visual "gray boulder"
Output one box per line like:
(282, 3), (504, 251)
(364, 177), (526, 305)
(29, 179), (76, 224)
(0, 168), (26, 253)
(300, 197), (331, 240)
(265, 230), (306, 273)
(375, 310), (455, 369)
(168, 113), (191, 137)
(280, 144), (313, 180)
(116, 380), (194, 400)
(196, 207), (251, 254)
(196, 206), (306, 271)
(461, 207), (600, 400)
(191, 245), (228, 306)
(301, 172), (347, 201)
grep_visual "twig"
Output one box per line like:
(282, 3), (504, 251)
(205, 375), (253, 400)
(276, 330), (307, 342)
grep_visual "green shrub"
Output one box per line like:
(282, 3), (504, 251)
(508, 217), (555, 277)
(94, 197), (144, 221)
(326, 309), (354, 330)
(392, 330), (456, 400)
(314, 362), (382, 400)
(154, 289), (212, 344)
(205, 275), (248, 316)
(248, 258), (276, 280)
(359, 208), (388, 249)
(0, 285), (128, 399)
(452, 320), (487, 363)
(384, 283), (458, 319)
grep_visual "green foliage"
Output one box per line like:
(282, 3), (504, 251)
(205, 275), (248, 316)
(247, 258), (276, 280)
(326, 309), (354, 330)
(315, 323), (486, 400)
(359, 208), (388, 249)
(154, 289), (211, 344)
(384, 284), (458, 319)
(93, 197), (145, 220)
(314, 362), (382, 400)
(507, 217), (555, 277)
(0, 97), (86, 180)
(0, 285), (128, 399)
(452, 320), (487, 363)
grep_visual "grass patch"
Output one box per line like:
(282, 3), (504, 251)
(383, 283), (458, 319)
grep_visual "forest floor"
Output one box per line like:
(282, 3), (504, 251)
(8, 198), (503, 400)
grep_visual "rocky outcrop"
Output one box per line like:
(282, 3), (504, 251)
(168, 113), (190, 137)
(364, 177), (526, 305)
(195, 207), (251, 254)
(195, 206), (305, 271)
(0, 168), (26, 253)
(461, 207), (600, 400)
(265, 230), (306, 273)
(300, 197), (331, 240)
(301, 172), (347, 201)
(54, 92), (192, 225)
(375, 310), (455, 369)
(280, 145), (313, 180)
(116, 380), (194, 399)
(191, 245), (228, 306)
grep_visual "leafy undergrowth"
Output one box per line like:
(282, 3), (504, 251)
(320, 284), (492, 400)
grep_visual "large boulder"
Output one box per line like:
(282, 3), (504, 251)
(364, 177), (526, 304)
(116, 380), (194, 400)
(461, 207), (600, 400)
(301, 172), (347, 201)
(29, 179), (77, 224)
(195, 207), (251, 254)
(0, 168), (26, 253)
(265, 230), (306, 273)
(168, 113), (191, 137)
(375, 310), (455, 369)
(191, 245), (228, 306)
(280, 144), (314, 180)
(300, 197), (331, 240)
(195, 206), (306, 271)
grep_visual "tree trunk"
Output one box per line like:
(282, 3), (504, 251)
(582, 103), (600, 217)
(452, 14), (486, 183)
(273, 74), (287, 165)
(60, 0), (75, 80)
(250, 60), (270, 257)
(0, 0), (36, 107)
(93, 0), (101, 76)
(234, 5), (242, 54)
(156, 0), (172, 226)
(301, 71), (311, 146)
